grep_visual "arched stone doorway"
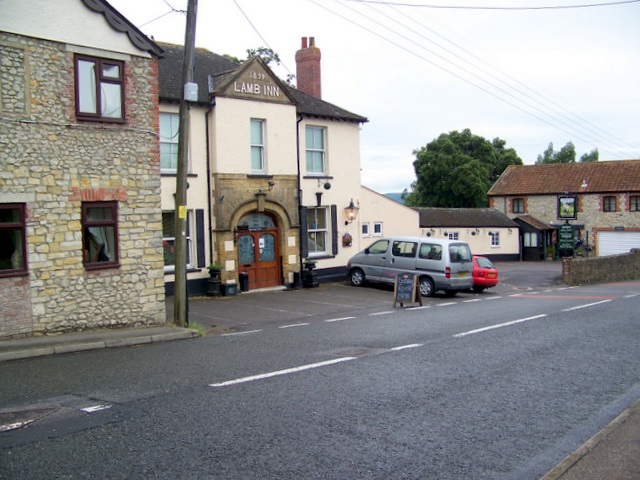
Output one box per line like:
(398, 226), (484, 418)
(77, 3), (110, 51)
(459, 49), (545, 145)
(237, 212), (280, 289)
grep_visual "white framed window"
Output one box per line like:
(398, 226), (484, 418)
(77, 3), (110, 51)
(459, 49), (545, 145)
(305, 126), (326, 175)
(307, 207), (328, 256)
(162, 211), (193, 273)
(373, 222), (383, 236)
(251, 119), (265, 172)
(448, 232), (459, 241)
(362, 222), (370, 237)
(160, 113), (180, 172)
(490, 231), (500, 247)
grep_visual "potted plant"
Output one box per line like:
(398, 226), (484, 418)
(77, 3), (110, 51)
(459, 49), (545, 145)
(208, 262), (222, 275)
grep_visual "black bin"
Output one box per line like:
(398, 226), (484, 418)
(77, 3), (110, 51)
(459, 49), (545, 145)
(239, 272), (249, 292)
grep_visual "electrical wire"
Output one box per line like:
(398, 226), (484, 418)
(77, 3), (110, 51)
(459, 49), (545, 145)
(305, 0), (638, 159)
(363, 0), (638, 156)
(231, 0), (296, 77)
(345, 0), (640, 11)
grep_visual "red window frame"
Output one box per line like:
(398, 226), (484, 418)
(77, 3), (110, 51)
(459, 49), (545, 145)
(0, 203), (27, 277)
(82, 201), (119, 270)
(75, 54), (125, 123)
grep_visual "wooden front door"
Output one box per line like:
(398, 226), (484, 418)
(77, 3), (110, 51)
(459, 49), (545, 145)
(238, 229), (280, 290)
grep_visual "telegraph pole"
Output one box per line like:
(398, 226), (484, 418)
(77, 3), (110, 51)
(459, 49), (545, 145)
(173, 0), (198, 327)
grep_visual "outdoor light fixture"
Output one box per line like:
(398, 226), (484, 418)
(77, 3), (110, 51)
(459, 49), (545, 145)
(344, 198), (359, 225)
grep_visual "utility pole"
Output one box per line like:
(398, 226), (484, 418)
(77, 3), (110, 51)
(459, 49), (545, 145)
(173, 0), (198, 327)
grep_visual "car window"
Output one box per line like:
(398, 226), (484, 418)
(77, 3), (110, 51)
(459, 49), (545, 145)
(476, 257), (494, 269)
(419, 243), (442, 260)
(391, 241), (417, 258)
(367, 240), (389, 254)
(449, 244), (472, 263)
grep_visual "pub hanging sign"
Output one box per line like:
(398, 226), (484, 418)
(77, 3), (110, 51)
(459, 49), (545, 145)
(557, 195), (577, 220)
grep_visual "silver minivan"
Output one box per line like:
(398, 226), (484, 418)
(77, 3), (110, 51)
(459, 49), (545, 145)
(346, 236), (473, 296)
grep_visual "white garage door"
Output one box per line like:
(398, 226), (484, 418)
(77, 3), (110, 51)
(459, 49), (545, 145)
(598, 231), (640, 257)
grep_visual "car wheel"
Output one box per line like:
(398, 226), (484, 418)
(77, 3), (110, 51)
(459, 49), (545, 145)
(473, 286), (485, 293)
(350, 269), (365, 287)
(419, 277), (434, 297)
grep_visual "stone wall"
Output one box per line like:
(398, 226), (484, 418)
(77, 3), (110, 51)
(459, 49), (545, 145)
(562, 249), (640, 286)
(0, 33), (166, 338)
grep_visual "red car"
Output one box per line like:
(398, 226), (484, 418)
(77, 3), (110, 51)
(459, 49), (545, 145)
(472, 255), (499, 292)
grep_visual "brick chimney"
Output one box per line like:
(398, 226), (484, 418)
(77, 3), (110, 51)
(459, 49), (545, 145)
(295, 37), (321, 98)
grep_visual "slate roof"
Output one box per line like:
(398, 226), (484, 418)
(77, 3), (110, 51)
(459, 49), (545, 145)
(157, 43), (368, 123)
(158, 43), (239, 103)
(413, 208), (518, 228)
(488, 160), (640, 196)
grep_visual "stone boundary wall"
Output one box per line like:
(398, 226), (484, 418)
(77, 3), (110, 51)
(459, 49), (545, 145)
(562, 249), (640, 286)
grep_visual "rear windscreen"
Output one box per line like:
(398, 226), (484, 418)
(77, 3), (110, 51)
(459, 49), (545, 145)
(449, 244), (472, 263)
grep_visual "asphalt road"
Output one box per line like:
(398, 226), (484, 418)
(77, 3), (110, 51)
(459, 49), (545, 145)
(2, 261), (639, 479)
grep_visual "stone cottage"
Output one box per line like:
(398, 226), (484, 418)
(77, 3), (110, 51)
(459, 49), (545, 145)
(0, 0), (166, 338)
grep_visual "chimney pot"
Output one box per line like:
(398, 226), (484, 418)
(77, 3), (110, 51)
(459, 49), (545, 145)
(295, 37), (322, 98)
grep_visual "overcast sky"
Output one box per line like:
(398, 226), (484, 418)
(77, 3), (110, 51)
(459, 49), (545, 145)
(107, 0), (640, 193)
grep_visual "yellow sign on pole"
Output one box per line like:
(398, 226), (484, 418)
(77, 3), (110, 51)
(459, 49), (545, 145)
(178, 206), (187, 219)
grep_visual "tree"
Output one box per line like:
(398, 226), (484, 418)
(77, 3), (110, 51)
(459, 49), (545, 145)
(535, 141), (598, 164)
(245, 47), (295, 85)
(246, 47), (281, 66)
(403, 129), (522, 208)
(580, 148), (599, 162)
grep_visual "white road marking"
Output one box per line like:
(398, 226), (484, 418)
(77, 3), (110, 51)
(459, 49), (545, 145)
(279, 323), (310, 329)
(81, 404), (111, 413)
(391, 343), (423, 351)
(437, 302), (457, 307)
(407, 306), (430, 310)
(209, 357), (356, 387)
(324, 316), (356, 323)
(463, 299), (482, 303)
(221, 329), (263, 337)
(453, 314), (548, 338)
(562, 299), (612, 312)
(369, 311), (394, 316)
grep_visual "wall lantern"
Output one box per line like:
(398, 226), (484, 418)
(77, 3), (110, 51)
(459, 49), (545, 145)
(344, 198), (360, 225)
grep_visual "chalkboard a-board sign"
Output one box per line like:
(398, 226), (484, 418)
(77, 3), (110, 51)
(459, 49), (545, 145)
(393, 272), (422, 307)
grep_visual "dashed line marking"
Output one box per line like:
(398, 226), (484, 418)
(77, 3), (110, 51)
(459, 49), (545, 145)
(324, 316), (356, 323)
(562, 299), (612, 312)
(437, 302), (457, 307)
(279, 323), (310, 329)
(391, 343), (423, 351)
(453, 314), (548, 338)
(369, 311), (394, 316)
(463, 299), (482, 303)
(221, 329), (263, 337)
(209, 357), (356, 387)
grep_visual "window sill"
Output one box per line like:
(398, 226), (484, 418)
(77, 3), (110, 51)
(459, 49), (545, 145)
(84, 262), (121, 271)
(164, 267), (202, 275)
(306, 254), (335, 261)
(0, 270), (29, 279)
(161, 172), (197, 177)
(303, 175), (333, 180)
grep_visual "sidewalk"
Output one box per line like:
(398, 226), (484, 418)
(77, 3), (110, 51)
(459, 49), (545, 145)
(0, 326), (198, 363)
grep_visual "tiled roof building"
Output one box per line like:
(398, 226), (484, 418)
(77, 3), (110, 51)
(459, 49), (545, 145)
(489, 160), (640, 259)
